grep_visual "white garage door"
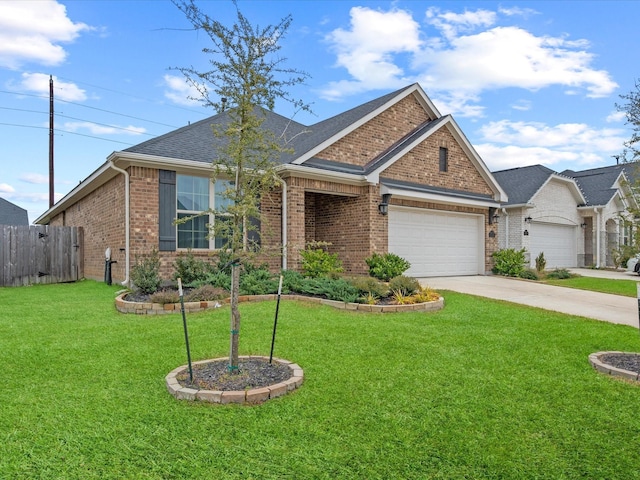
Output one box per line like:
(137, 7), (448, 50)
(529, 222), (577, 268)
(388, 207), (484, 277)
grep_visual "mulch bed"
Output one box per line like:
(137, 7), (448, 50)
(176, 358), (292, 391)
(601, 353), (640, 374)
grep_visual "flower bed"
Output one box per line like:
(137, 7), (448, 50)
(115, 292), (444, 315)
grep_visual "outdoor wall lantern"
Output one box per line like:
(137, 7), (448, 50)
(524, 216), (532, 223)
(580, 222), (587, 229)
(378, 193), (392, 216)
(489, 207), (499, 224)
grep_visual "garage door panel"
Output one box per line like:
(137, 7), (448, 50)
(530, 222), (577, 268)
(389, 207), (483, 277)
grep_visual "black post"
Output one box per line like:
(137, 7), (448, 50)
(269, 275), (284, 364)
(178, 278), (193, 382)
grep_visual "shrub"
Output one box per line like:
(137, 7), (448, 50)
(185, 285), (228, 302)
(392, 289), (415, 305)
(411, 285), (440, 303)
(193, 270), (231, 290)
(388, 275), (420, 296)
(131, 249), (161, 294)
(150, 289), (180, 304)
(344, 275), (390, 298)
(240, 267), (279, 295)
(545, 268), (573, 279)
(173, 251), (213, 285)
(300, 242), (343, 278)
(297, 276), (359, 303)
(280, 269), (306, 294)
(535, 252), (546, 273)
(519, 269), (539, 280)
(492, 248), (526, 277)
(365, 253), (411, 282)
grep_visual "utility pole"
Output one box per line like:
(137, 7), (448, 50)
(49, 75), (54, 208)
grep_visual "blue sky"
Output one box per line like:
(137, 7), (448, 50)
(1, 0), (638, 223)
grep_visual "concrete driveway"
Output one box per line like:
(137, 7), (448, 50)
(421, 268), (640, 328)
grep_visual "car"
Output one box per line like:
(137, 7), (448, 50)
(627, 254), (640, 275)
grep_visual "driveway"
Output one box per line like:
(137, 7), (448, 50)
(421, 268), (640, 328)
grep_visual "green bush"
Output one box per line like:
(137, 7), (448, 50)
(240, 267), (279, 295)
(173, 251), (213, 285)
(344, 275), (390, 298)
(300, 242), (343, 278)
(519, 269), (539, 280)
(280, 269), (306, 294)
(365, 252), (411, 282)
(388, 275), (420, 296)
(535, 252), (546, 273)
(492, 248), (527, 277)
(131, 249), (161, 294)
(545, 268), (573, 279)
(296, 276), (359, 303)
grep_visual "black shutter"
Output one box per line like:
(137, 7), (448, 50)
(158, 170), (176, 251)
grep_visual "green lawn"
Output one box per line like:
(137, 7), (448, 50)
(542, 275), (639, 297)
(2, 280), (640, 479)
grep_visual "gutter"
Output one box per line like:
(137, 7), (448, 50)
(108, 160), (130, 287)
(595, 207), (602, 268)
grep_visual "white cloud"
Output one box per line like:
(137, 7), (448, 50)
(606, 111), (627, 123)
(61, 121), (146, 136)
(20, 173), (49, 185)
(321, 6), (422, 99)
(476, 120), (627, 170)
(321, 6), (618, 112)
(0, 183), (16, 193)
(163, 75), (203, 106)
(0, 0), (92, 69)
(13, 72), (87, 102)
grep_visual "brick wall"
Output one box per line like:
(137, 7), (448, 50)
(50, 174), (126, 282)
(382, 128), (494, 196)
(318, 94), (431, 168)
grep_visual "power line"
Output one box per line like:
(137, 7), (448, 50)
(0, 123), (136, 146)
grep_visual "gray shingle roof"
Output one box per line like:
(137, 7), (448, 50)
(123, 84), (418, 166)
(0, 197), (29, 225)
(561, 164), (626, 206)
(491, 165), (557, 205)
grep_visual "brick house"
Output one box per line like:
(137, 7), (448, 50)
(493, 163), (637, 268)
(35, 83), (507, 284)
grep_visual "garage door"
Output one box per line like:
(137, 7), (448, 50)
(529, 222), (577, 268)
(388, 207), (484, 277)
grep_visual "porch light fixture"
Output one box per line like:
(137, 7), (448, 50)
(378, 193), (392, 216)
(580, 222), (587, 229)
(489, 207), (499, 224)
(524, 216), (532, 223)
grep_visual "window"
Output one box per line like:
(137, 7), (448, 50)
(439, 147), (448, 172)
(176, 175), (234, 249)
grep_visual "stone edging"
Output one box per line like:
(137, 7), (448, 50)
(165, 356), (304, 405)
(588, 351), (640, 382)
(115, 292), (444, 315)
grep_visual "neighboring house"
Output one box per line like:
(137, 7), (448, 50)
(35, 83), (507, 284)
(0, 197), (29, 226)
(493, 163), (637, 269)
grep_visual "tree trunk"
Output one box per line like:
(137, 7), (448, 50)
(228, 262), (241, 373)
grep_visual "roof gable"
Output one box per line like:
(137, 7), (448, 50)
(0, 197), (29, 225)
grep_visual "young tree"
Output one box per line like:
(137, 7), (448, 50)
(172, 0), (310, 373)
(616, 79), (640, 162)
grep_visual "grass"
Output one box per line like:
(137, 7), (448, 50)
(542, 275), (639, 297)
(2, 280), (640, 479)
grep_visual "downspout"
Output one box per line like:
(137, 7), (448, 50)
(276, 176), (287, 270)
(501, 208), (509, 249)
(108, 160), (130, 286)
(595, 207), (602, 268)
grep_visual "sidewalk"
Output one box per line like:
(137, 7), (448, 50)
(422, 271), (640, 329)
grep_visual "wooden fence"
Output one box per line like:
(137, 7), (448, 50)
(0, 225), (83, 287)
